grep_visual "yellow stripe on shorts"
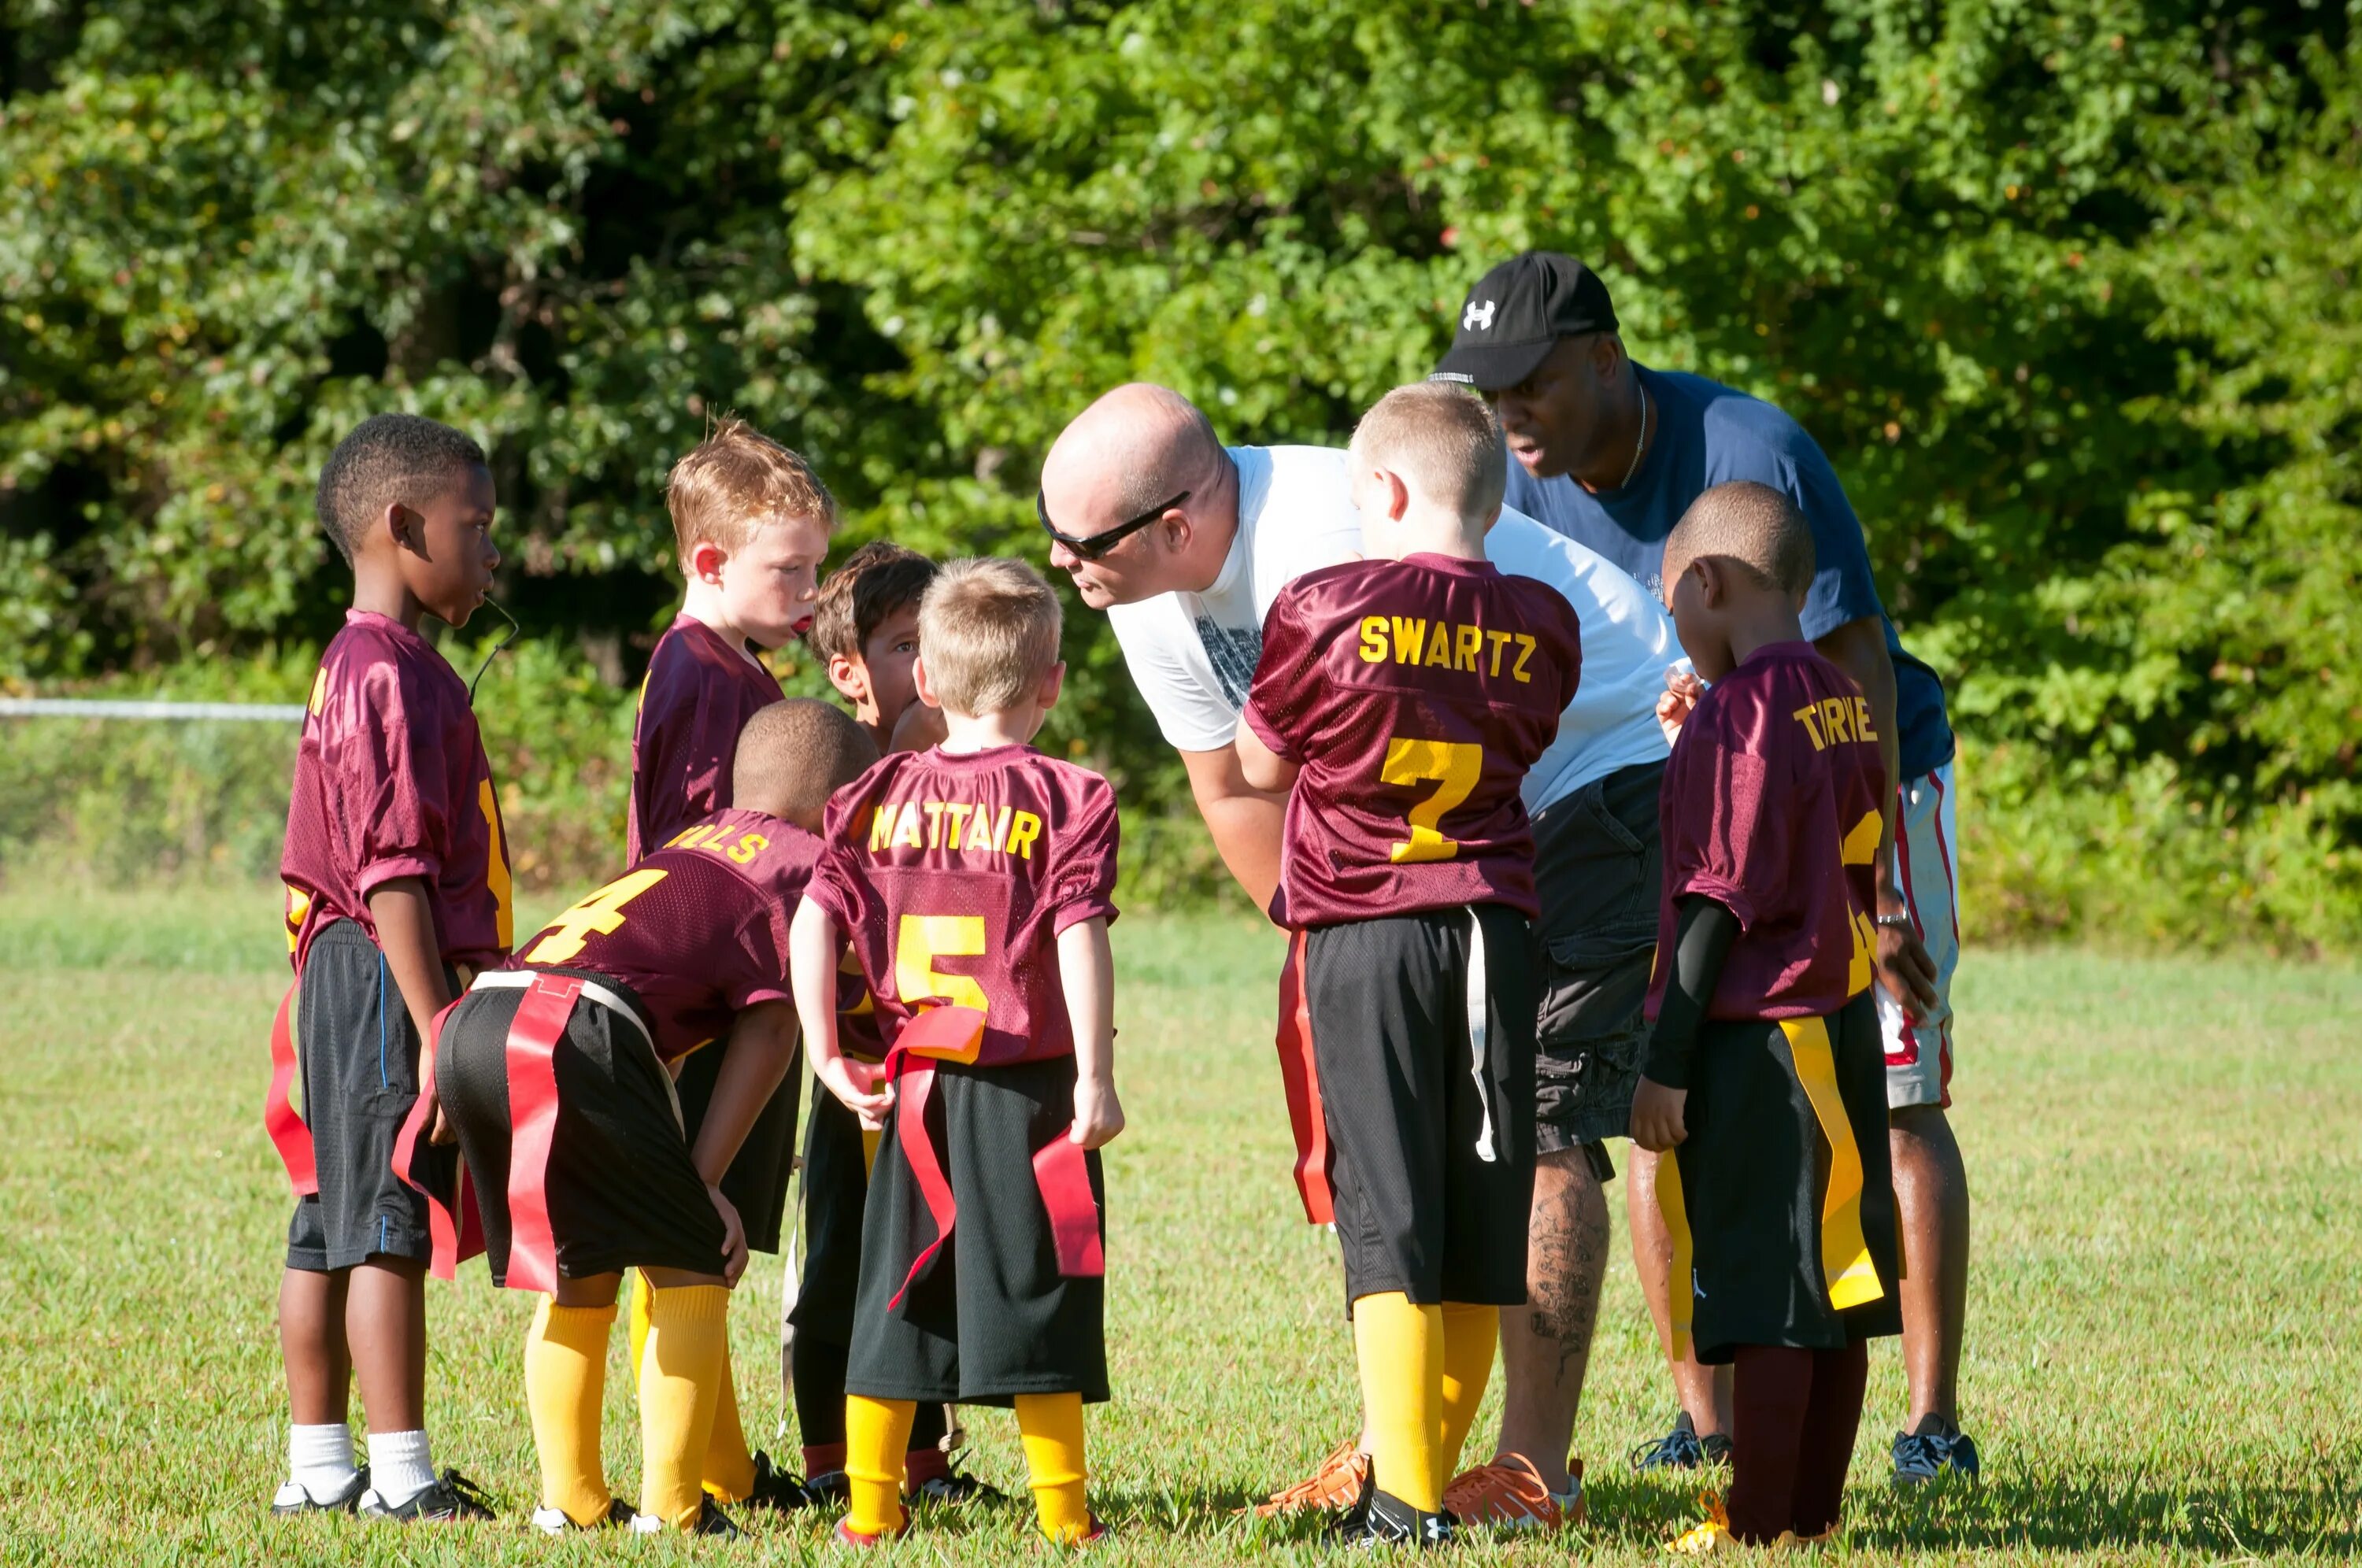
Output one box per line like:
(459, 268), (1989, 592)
(1655, 1147), (1695, 1362)
(1780, 1015), (1885, 1312)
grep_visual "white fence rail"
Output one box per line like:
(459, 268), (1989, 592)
(0, 697), (306, 723)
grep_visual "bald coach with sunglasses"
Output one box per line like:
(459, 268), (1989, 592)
(1038, 381), (1684, 1522)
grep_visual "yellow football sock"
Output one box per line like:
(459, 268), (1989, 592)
(637, 1284), (730, 1529)
(626, 1267), (653, 1398)
(1014, 1392), (1091, 1543)
(1438, 1302), (1499, 1478)
(1354, 1291), (1445, 1513)
(845, 1395), (915, 1538)
(700, 1334), (756, 1501)
(524, 1296), (616, 1525)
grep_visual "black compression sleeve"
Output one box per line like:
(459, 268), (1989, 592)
(1642, 895), (1741, 1090)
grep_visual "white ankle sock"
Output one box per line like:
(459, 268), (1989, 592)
(366, 1429), (435, 1506)
(288, 1422), (359, 1503)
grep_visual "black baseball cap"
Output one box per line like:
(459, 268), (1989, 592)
(1431, 251), (1620, 390)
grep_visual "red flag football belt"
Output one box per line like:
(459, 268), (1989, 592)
(1272, 930), (1335, 1225)
(879, 1006), (1103, 1312)
(264, 982), (318, 1196)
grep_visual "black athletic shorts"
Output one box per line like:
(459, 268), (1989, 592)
(846, 1056), (1108, 1407)
(1670, 992), (1904, 1363)
(787, 1082), (873, 1348)
(1531, 759), (1665, 1171)
(672, 1030), (802, 1256)
(285, 920), (451, 1272)
(1304, 904), (1537, 1311)
(435, 972), (730, 1287)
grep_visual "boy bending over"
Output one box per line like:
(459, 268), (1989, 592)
(1630, 480), (1903, 1552)
(790, 557), (1122, 1547)
(1235, 383), (1583, 1546)
(433, 699), (876, 1537)
(271, 413), (511, 1522)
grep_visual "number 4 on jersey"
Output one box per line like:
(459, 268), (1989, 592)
(524, 868), (668, 965)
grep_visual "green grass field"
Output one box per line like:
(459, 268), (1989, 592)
(2, 882), (2357, 1565)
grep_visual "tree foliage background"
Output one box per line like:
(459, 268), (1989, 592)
(3, 0), (2357, 947)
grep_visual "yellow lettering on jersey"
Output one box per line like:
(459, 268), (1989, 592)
(1423, 623), (1453, 667)
(966, 804), (998, 853)
(1359, 616), (1390, 663)
(1820, 697), (1853, 745)
(1839, 807), (1883, 997)
(1486, 627), (1513, 677)
(525, 867), (668, 965)
(1454, 623), (1482, 672)
(867, 806), (894, 852)
(890, 802), (925, 849)
(283, 884), (311, 955)
(922, 800), (946, 848)
(1853, 696), (1877, 743)
(943, 801), (972, 845)
(1793, 704), (1828, 751)
(727, 831), (766, 864)
(479, 778), (513, 949)
(1006, 809), (1044, 860)
(308, 668), (328, 717)
(1511, 633), (1536, 683)
(1391, 616), (1427, 665)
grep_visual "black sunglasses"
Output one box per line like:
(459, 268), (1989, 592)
(1036, 490), (1190, 562)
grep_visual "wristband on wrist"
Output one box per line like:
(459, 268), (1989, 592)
(1875, 912), (1916, 931)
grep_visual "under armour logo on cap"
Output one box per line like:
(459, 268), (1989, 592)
(1431, 252), (1622, 391)
(1463, 298), (1498, 332)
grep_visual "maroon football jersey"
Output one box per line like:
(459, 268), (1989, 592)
(280, 610), (515, 974)
(511, 807), (814, 1062)
(807, 745), (1120, 1067)
(627, 614), (787, 860)
(1646, 642), (1890, 1023)
(1242, 554), (1583, 928)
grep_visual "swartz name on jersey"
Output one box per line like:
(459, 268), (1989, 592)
(1242, 554), (1583, 929)
(509, 805), (815, 1064)
(810, 745), (1120, 1067)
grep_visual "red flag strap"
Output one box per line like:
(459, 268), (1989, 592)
(263, 981), (318, 1197)
(1272, 930), (1335, 1225)
(1032, 1136), (1105, 1279)
(501, 974), (585, 1296)
(391, 995), (484, 1281)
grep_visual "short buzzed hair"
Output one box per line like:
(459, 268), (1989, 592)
(1349, 383), (1509, 524)
(315, 413), (487, 563)
(732, 698), (879, 827)
(666, 415), (837, 571)
(1662, 480), (1818, 598)
(808, 542), (939, 663)
(917, 557), (1063, 716)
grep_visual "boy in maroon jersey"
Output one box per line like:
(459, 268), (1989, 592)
(624, 416), (835, 1508)
(428, 700), (877, 1537)
(1627, 481), (1902, 1552)
(269, 413), (510, 1523)
(790, 540), (998, 1503)
(1233, 383), (1583, 1548)
(788, 557), (1122, 1548)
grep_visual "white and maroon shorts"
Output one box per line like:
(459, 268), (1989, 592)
(1877, 762), (1961, 1110)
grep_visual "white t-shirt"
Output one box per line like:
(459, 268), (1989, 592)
(1108, 444), (1679, 812)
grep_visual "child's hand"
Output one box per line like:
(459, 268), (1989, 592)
(705, 1184), (749, 1286)
(424, 1089), (457, 1146)
(1069, 1075), (1125, 1151)
(1628, 1077), (1689, 1152)
(1657, 665), (1705, 748)
(819, 1056), (894, 1130)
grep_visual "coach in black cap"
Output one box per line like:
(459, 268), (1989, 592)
(1435, 252), (1979, 1492)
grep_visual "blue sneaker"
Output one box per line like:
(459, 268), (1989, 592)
(1628, 1413), (1733, 1472)
(1892, 1421), (1981, 1485)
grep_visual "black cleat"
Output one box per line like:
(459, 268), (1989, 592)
(741, 1450), (820, 1512)
(631, 1496), (742, 1537)
(1893, 1419), (1982, 1485)
(359, 1468), (497, 1522)
(803, 1467), (851, 1506)
(913, 1461), (1009, 1507)
(1325, 1481), (1453, 1549)
(529, 1497), (634, 1534)
(1628, 1412), (1731, 1471)
(271, 1468), (369, 1516)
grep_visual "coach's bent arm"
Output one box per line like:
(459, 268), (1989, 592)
(1812, 615), (1941, 1013)
(1180, 744), (1287, 919)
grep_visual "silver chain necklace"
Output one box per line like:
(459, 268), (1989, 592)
(1616, 385), (1652, 490)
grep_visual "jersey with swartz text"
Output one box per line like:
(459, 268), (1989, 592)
(1646, 642), (1890, 1023)
(808, 745), (1120, 1067)
(628, 614), (786, 861)
(1242, 554), (1583, 927)
(281, 609), (514, 974)
(512, 807), (812, 1063)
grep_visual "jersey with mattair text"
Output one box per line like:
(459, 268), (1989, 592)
(1646, 642), (1890, 1022)
(513, 807), (811, 1063)
(1244, 553), (1582, 927)
(280, 609), (514, 974)
(628, 614), (785, 861)
(808, 745), (1120, 1067)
